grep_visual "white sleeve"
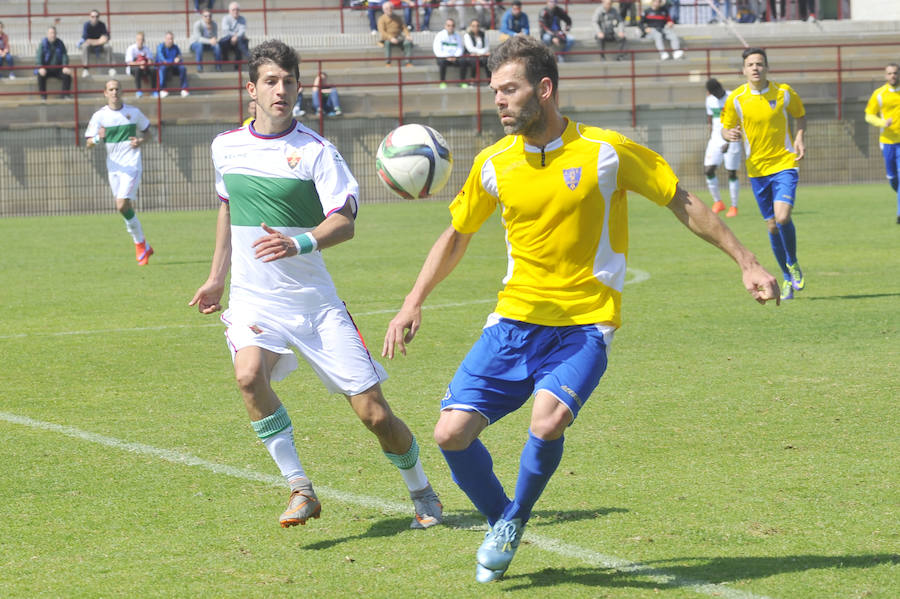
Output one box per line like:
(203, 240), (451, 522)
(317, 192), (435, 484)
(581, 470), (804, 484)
(211, 140), (229, 201)
(433, 31), (444, 56)
(85, 111), (100, 138)
(312, 143), (359, 218)
(136, 108), (151, 133)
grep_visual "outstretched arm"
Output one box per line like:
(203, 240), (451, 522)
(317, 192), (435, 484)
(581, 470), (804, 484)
(382, 225), (474, 359)
(667, 184), (779, 305)
(252, 202), (356, 262)
(189, 201), (232, 314)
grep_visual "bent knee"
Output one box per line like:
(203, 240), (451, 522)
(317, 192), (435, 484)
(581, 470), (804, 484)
(434, 420), (474, 451)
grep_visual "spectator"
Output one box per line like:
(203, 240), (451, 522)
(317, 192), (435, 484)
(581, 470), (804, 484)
(668, 0), (681, 23)
(463, 18), (490, 80)
(618, 0), (641, 26)
(0, 21), (14, 79)
(243, 98), (255, 126)
(78, 9), (114, 77)
(312, 72), (343, 116)
(191, 9), (221, 72)
(219, 2), (249, 69)
(393, 0), (418, 30)
(472, 0), (498, 29)
(499, 0), (530, 41)
(125, 32), (157, 98)
(195, 0), (215, 11)
(367, 1), (384, 35)
(35, 26), (73, 100)
(768, 0), (786, 21)
(440, 0), (468, 27)
(538, 0), (574, 62)
(378, 2), (414, 67)
(292, 81), (306, 118)
(419, 0), (439, 31)
(156, 31), (190, 98)
(642, 0), (683, 60)
(433, 18), (468, 88)
(710, 0), (733, 22)
(797, 0), (816, 21)
(592, 0), (626, 61)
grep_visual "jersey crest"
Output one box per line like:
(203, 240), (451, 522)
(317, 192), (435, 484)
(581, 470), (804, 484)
(286, 148), (302, 169)
(564, 166), (582, 190)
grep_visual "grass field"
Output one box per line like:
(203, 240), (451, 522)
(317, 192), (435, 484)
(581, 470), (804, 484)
(0, 183), (897, 598)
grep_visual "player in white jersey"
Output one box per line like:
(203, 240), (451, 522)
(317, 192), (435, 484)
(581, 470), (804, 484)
(85, 79), (153, 265)
(704, 78), (742, 217)
(189, 40), (442, 531)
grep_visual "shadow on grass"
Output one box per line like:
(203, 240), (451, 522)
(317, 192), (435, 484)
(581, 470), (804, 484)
(301, 516), (412, 551)
(501, 553), (900, 592)
(806, 292), (900, 301)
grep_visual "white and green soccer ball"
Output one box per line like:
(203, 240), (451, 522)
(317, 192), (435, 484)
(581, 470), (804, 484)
(376, 124), (453, 200)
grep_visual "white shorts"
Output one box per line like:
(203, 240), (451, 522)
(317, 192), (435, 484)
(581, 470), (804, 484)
(221, 303), (388, 397)
(704, 135), (742, 171)
(108, 168), (141, 200)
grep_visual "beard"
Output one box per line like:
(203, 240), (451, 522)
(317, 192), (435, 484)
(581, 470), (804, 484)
(500, 91), (542, 137)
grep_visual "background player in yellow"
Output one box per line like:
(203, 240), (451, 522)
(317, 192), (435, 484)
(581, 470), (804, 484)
(383, 35), (779, 583)
(721, 47), (807, 300)
(864, 62), (900, 224)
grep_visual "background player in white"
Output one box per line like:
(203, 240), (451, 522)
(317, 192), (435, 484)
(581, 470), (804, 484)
(85, 79), (153, 265)
(704, 78), (742, 217)
(189, 40), (442, 530)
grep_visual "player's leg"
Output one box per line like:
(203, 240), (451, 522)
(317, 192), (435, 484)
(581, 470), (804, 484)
(724, 142), (742, 215)
(113, 172), (153, 265)
(771, 169), (803, 290)
(883, 143), (900, 222)
(752, 175), (792, 298)
(704, 136), (725, 211)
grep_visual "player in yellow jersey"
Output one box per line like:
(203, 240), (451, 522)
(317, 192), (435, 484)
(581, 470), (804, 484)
(382, 36), (779, 583)
(721, 47), (807, 300)
(864, 62), (900, 224)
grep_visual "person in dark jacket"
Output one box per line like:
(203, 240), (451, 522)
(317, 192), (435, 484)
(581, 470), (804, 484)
(35, 26), (73, 100)
(538, 0), (573, 61)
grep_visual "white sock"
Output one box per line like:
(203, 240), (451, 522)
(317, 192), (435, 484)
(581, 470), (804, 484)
(728, 177), (740, 206)
(124, 215), (145, 244)
(262, 426), (307, 483)
(706, 175), (722, 203)
(399, 458), (429, 492)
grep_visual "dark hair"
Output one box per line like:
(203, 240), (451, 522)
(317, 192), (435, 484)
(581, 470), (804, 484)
(512, 0), (522, 6)
(487, 35), (558, 95)
(705, 78), (725, 98)
(249, 39), (300, 84)
(742, 47), (768, 66)
(888, 62), (900, 70)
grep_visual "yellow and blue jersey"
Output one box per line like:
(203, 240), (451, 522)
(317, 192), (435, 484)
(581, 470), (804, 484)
(450, 119), (679, 329)
(720, 81), (805, 178)
(865, 83), (900, 145)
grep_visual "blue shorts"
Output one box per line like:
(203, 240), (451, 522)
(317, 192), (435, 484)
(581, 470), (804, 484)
(442, 315), (613, 425)
(881, 142), (900, 180)
(749, 169), (798, 220)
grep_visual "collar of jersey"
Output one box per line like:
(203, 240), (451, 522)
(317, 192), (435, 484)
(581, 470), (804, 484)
(249, 119), (296, 139)
(522, 119), (573, 153)
(749, 84), (770, 96)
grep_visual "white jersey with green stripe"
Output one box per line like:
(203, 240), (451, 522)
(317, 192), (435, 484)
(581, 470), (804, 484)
(211, 120), (360, 314)
(84, 104), (150, 173)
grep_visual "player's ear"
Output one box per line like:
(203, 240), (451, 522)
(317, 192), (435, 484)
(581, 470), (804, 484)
(538, 76), (554, 102)
(246, 81), (256, 99)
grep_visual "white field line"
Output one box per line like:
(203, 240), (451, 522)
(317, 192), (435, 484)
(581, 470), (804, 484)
(0, 268), (651, 340)
(0, 407), (773, 599)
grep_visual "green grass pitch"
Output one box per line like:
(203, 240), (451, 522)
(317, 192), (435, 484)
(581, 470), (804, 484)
(0, 183), (897, 598)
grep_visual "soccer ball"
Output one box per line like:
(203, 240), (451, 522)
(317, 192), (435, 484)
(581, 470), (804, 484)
(375, 124), (453, 200)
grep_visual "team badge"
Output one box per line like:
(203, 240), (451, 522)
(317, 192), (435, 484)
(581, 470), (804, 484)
(768, 100), (777, 109)
(563, 167), (582, 190)
(249, 324), (263, 334)
(286, 149), (302, 169)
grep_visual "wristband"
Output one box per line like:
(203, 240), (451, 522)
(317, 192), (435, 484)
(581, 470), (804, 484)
(292, 232), (318, 254)
(91, 134), (102, 144)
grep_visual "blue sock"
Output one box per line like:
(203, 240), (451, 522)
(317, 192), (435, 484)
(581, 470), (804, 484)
(889, 176), (898, 193)
(501, 432), (565, 524)
(768, 230), (790, 279)
(440, 440), (510, 525)
(777, 220), (798, 265)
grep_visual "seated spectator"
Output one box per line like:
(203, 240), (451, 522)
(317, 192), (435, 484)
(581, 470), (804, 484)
(0, 21), (14, 79)
(538, 0), (574, 62)
(618, 0), (641, 26)
(191, 9), (222, 71)
(668, 0), (681, 24)
(219, 2), (249, 70)
(499, 0), (529, 41)
(371, 0), (418, 33)
(433, 18), (468, 88)
(125, 32), (157, 98)
(196, 0), (215, 11)
(642, 0), (683, 60)
(463, 19), (490, 80)
(292, 81), (306, 118)
(378, 2), (414, 67)
(592, 0), (626, 61)
(736, 0), (763, 22)
(710, 0), (733, 22)
(439, 0), (468, 28)
(312, 72), (342, 116)
(367, 1), (384, 35)
(418, 0), (440, 31)
(78, 9), (114, 77)
(472, 0), (498, 29)
(35, 26), (73, 100)
(156, 31), (190, 97)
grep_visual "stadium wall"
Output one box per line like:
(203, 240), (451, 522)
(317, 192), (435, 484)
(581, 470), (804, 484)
(0, 103), (883, 217)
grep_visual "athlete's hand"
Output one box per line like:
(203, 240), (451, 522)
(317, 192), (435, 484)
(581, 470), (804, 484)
(722, 126), (741, 142)
(128, 136), (142, 148)
(743, 264), (780, 306)
(98, 126), (106, 141)
(382, 303), (422, 359)
(189, 280), (225, 314)
(252, 222), (298, 262)
(794, 136), (806, 161)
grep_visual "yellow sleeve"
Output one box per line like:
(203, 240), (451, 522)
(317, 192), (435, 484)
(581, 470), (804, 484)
(720, 91), (739, 130)
(449, 151), (498, 234)
(865, 90), (881, 117)
(785, 85), (806, 119)
(866, 113), (887, 128)
(615, 135), (679, 206)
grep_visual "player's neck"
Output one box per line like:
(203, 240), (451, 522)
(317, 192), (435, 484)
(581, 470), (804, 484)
(253, 114), (293, 135)
(523, 111), (567, 148)
(748, 78), (768, 92)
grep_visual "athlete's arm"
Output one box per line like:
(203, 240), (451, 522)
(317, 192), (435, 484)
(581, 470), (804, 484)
(252, 202), (356, 262)
(189, 201), (232, 314)
(793, 115), (806, 161)
(382, 225), (474, 359)
(865, 113), (890, 128)
(667, 184), (779, 305)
